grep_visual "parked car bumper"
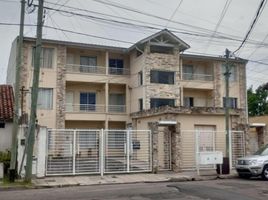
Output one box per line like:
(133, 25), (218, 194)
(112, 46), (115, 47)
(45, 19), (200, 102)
(236, 165), (263, 176)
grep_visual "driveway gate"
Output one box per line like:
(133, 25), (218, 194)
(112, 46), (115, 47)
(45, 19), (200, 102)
(46, 129), (151, 176)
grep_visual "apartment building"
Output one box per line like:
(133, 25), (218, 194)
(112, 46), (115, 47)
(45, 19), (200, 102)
(7, 29), (248, 172)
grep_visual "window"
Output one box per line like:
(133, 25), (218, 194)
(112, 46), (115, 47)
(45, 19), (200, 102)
(183, 64), (194, 80)
(223, 97), (237, 109)
(138, 71), (143, 86)
(80, 92), (96, 111)
(109, 59), (124, 75)
(37, 88), (53, 110)
(150, 70), (174, 84)
(139, 98), (143, 111)
(32, 47), (54, 68)
(0, 121), (5, 128)
(150, 45), (173, 54)
(80, 56), (97, 66)
(109, 94), (125, 112)
(80, 56), (97, 73)
(184, 97), (194, 107)
(150, 98), (175, 108)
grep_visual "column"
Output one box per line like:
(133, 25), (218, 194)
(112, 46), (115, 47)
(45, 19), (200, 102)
(105, 82), (109, 129)
(169, 122), (182, 172)
(148, 122), (159, 173)
(105, 51), (109, 75)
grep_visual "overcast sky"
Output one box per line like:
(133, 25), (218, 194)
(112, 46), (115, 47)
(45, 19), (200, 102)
(0, 0), (268, 89)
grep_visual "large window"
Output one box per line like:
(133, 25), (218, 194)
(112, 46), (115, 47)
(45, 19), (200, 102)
(37, 88), (53, 110)
(109, 93), (125, 112)
(32, 47), (54, 69)
(183, 64), (194, 80)
(150, 98), (175, 109)
(80, 92), (96, 111)
(80, 56), (97, 73)
(109, 59), (124, 75)
(223, 97), (237, 109)
(150, 70), (175, 84)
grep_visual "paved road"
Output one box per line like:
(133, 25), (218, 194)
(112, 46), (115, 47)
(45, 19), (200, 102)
(1, 178), (267, 200)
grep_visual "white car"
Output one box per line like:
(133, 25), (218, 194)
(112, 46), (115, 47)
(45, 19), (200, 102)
(236, 144), (268, 180)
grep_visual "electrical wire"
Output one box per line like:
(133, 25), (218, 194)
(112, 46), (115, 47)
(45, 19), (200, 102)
(233, 0), (267, 54)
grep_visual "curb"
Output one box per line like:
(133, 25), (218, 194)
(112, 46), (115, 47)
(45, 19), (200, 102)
(0, 174), (239, 190)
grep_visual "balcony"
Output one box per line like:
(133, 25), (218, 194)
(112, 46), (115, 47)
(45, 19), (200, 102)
(65, 104), (126, 113)
(66, 104), (105, 113)
(182, 73), (213, 81)
(108, 105), (126, 113)
(66, 64), (130, 75)
(66, 64), (106, 75)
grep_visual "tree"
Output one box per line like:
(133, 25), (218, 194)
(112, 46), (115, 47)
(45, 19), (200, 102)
(247, 83), (268, 116)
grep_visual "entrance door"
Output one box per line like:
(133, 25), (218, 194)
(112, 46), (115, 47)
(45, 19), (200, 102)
(158, 126), (171, 170)
(66, 92), (74, 112)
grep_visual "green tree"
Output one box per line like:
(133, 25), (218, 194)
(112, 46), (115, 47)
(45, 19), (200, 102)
(247, 83), (268, 116)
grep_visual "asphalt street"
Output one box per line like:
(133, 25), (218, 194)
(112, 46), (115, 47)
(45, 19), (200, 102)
(0, 178), (267, 200)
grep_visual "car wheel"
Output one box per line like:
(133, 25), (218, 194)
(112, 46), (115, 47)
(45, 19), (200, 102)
(238, 174), (251, 179)
(261, 166), (268, 180)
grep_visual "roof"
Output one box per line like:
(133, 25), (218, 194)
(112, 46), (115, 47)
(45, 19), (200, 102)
(128, 29), (190, 52)
(0, 85), (14, 121)
(181, 53), (248, 64)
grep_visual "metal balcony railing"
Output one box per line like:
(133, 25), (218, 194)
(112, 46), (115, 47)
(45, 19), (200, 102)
(182, 73), (213, 81)
(65, 104), (105, 113)
(66, 64), (106, 75)
(108, 105), (126, 113)
(108, 67), (130, 75)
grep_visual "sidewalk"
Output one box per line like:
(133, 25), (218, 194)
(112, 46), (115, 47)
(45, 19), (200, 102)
(32, 170), (238, 188)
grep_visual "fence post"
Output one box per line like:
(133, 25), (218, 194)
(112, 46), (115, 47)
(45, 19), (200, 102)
(126, 130), (130, 172)
(73, 130), (76, 175)
(100, 129), (104, 176)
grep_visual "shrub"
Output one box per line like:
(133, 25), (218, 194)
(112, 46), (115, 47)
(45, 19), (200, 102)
(0, 150), (11, 164)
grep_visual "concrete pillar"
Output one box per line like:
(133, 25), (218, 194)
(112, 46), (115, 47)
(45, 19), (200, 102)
(125, 84), (129, 114)
(148, 122), (159, 173)
(105, 51), (109, 75)
(169, 122), (182, 172)
(36, 127), (47, 178)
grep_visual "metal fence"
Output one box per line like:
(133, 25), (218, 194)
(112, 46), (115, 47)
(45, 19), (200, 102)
(180, 130), (245, 171)
(46, 129), (151, 176)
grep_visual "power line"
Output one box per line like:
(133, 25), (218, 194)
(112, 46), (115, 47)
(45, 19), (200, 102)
(233, 0), (267, 54)
(165, 0), (184, 28)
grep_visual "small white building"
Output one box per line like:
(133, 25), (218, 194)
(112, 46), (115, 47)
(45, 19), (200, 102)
(0, 85), (14, 151)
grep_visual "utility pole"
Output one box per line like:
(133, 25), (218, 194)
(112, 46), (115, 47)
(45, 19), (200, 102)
(224, 48), (231, 173)
(25, 0), (44, 183)
(9, 0), (26, 182)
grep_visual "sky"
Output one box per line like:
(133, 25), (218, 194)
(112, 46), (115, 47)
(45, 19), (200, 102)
(0, 0), (268, 89)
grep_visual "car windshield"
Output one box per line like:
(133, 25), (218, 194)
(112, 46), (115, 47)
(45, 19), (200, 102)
(254, 144), (268, 156)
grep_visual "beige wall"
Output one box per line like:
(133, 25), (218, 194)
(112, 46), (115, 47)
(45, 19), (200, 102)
(65, 120), (105, 129)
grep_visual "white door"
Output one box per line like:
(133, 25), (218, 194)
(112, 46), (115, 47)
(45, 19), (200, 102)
(66, 92), (74, 112)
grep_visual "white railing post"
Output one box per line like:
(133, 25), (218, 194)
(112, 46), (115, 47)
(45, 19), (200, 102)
(73, 130), (76, 175)
(100, 129), (104, 176)
(126, 130), (130, 172)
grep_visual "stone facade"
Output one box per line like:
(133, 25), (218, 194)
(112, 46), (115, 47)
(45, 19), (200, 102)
(143, 45), (181, 109)
(56, 45), (66, 129)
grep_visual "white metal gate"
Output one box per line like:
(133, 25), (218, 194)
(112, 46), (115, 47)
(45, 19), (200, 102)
(46, 129), (151, 176)
(230, 131), (245, 168)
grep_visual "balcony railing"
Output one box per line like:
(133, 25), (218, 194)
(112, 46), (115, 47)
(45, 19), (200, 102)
(65, 104), (105, 113)
(108, 105), (126, 113)
(65, 104), (126, 113)
(66, 64), (106, 74)
(182, 73), (213, 81)
(109, 67), (130, 75)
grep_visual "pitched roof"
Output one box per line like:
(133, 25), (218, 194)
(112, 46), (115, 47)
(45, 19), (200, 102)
(0, 85), (14, 121)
